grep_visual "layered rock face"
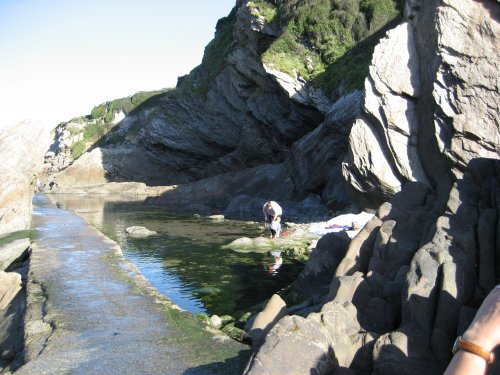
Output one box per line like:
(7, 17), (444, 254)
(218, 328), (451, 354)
(0, 121), (49, 368)
(0, 121), (52, 235)
(245, 0), (499, 373)
(342, 0), (500, 209)
(47, 2), (357, 212)
(50, 4), (322, 185)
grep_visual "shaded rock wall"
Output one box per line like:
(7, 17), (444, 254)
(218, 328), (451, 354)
(246, 158), (500, 375)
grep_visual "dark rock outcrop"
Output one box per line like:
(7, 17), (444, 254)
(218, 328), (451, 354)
(0, 239), (30, 371)
(246, 159), (500, 375)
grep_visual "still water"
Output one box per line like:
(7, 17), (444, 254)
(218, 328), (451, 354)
(50, 195), (304, 318)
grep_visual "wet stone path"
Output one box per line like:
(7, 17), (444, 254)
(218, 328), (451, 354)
(14, 195), (249, 374)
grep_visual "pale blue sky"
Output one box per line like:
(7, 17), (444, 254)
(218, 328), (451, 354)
(0, 0), (235, 129)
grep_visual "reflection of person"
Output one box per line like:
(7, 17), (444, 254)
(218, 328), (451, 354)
(267, 252), (283, 274)
(263, 201), (282, 238)
(445, 285), (500, 374)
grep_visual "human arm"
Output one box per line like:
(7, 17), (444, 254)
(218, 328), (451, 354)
(272, 202), (282, 220)
(444, 286), (500, 374)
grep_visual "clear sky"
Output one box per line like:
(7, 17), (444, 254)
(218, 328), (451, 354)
(0, 0), (235, 130)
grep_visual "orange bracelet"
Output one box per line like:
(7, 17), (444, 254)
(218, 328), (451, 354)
(452, 336), (495, 365)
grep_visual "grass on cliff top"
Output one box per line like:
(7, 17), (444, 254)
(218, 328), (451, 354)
(175, 0), (402, 99)
(68, 89), (171, 159)
(261, 0), (403, 92)
(89, 89), (171, 121)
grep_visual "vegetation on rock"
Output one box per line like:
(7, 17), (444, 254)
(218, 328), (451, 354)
(258, 0), (403, 92)
(0, 230), (32, 247)
(69, 89), (170, 159)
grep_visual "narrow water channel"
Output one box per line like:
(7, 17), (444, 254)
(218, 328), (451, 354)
(48, 194), (305, 318)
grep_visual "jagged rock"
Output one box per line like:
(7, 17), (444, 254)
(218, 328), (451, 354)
(1, 0), (496, 372)
(334, 216), (382, 277)
(44, 121), (84, 173)
(372, 330), (440, 375)
(0, 271), (22, 311)
(248, 294), (287, 347)
(430, 0), (499, 175)
(344, 0), (499, 211)
(245, 301), (378, 375)
(249, 156), (499, 374)
(263, 65), (333, 113)
(292, 232), (351, 299)
(286, 91), (362, 210)
(342, 22), (427, 209)
(0, 238), (30, 271)
(44, 1), (331, 207)
(343, 117), (403, 207)
(244, 313), (337, 375)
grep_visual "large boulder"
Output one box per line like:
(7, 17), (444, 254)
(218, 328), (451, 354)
(292, 232), (351, 300)
(245, 301), (378, 375)
(248, 294), (288, 347)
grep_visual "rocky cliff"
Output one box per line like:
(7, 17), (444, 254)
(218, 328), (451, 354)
(0, 120), (51, 369)
(0, 121), (52, 235)
(44, 0), (381, 214)
(243, 0), (500, 374)
(33, 0), (499, 373)
(342, 0), (500, 210)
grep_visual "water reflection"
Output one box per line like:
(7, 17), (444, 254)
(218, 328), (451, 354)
(266, 251), (283, 275)
(48, 195), (304, 317)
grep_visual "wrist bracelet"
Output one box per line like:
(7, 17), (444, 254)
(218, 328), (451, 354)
(452, 336), (495, 365)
